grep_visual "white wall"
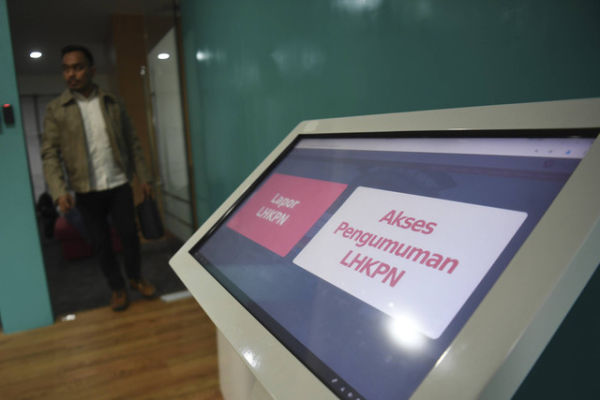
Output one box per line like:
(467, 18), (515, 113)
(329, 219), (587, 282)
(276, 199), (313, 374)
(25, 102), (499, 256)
(147, 28), (193, 240)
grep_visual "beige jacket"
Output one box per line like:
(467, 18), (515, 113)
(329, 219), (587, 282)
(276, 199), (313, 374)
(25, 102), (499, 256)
(41, 87), (151, 202)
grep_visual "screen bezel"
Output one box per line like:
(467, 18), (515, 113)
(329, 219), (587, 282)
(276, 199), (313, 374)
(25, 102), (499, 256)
(170, 98), (600, 400)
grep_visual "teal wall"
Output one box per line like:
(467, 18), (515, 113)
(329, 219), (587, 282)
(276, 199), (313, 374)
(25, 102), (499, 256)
(0, 0), (53, 333)
(180, 0), (600, 222)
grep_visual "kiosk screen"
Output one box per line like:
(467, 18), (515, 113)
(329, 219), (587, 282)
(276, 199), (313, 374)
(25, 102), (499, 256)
(190, 132), (594, 400)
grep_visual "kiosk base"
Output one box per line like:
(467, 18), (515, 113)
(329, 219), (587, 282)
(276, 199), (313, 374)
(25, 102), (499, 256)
(217, 331), (274, 400)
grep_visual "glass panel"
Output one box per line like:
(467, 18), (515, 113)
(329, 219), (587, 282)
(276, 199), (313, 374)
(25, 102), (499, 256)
(143, 3), (194, 240)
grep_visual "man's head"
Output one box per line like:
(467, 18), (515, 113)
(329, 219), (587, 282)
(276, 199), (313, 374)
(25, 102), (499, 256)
(61, 45), (95, 96)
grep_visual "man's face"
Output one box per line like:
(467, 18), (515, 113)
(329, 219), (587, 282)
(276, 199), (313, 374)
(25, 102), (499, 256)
(61, 51), (95, 93)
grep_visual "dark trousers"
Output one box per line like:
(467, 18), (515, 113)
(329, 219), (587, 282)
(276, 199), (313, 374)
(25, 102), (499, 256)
(76, 184), (141, 291)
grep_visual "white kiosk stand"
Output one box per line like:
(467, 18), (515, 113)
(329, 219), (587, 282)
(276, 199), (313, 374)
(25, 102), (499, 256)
(170, 98), (600, 400)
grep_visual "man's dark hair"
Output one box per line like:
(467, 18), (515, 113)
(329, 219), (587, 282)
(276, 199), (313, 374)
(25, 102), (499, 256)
(61, 45), (94, 66)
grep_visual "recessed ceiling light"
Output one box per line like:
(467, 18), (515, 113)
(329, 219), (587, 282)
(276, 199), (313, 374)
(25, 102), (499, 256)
(29, 50), (43, 59)
(157, 53), (170, 60)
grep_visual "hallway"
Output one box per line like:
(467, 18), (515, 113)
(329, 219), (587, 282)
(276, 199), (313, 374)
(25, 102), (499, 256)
(41, 229), (187, 318)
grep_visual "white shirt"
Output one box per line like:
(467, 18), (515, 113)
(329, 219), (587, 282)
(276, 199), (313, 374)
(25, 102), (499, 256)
(74, 90), (128, 191)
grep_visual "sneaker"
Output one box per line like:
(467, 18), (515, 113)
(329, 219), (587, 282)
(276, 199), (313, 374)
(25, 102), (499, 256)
(111, 289), (129, 311)
(129, 279), (157, 298)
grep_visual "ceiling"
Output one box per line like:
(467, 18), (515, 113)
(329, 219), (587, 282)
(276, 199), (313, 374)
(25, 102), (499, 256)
(6, 0), (175, 75)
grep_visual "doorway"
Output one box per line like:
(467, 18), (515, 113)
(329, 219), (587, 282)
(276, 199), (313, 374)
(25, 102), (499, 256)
(7, 0), (193, 318)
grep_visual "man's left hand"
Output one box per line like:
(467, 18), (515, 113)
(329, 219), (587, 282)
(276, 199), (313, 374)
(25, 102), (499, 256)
(141, 182), (153, 199)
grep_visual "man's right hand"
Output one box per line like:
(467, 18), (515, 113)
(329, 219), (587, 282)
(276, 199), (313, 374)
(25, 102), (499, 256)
(57, 193), (75, 214)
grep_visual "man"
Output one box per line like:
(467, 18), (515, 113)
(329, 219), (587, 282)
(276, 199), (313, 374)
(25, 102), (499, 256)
(42, 45), (156, 311)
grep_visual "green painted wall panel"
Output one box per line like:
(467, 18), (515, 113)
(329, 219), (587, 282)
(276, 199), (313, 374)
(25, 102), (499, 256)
(0, 0), (53, 333)
(180, 0), (600, 222)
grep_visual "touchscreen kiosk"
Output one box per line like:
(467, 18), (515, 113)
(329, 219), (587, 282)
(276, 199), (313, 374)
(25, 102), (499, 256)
(170, 99), (600, 400)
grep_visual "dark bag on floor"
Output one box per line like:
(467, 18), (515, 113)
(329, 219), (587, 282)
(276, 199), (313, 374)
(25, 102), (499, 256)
(136, 197), (164, 239)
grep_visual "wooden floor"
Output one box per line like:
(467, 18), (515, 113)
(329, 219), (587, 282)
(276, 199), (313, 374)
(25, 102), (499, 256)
(0, 297), (224, 400)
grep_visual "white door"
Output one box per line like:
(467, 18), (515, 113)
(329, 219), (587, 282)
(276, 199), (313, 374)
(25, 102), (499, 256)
(147, 28), (193, 240)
